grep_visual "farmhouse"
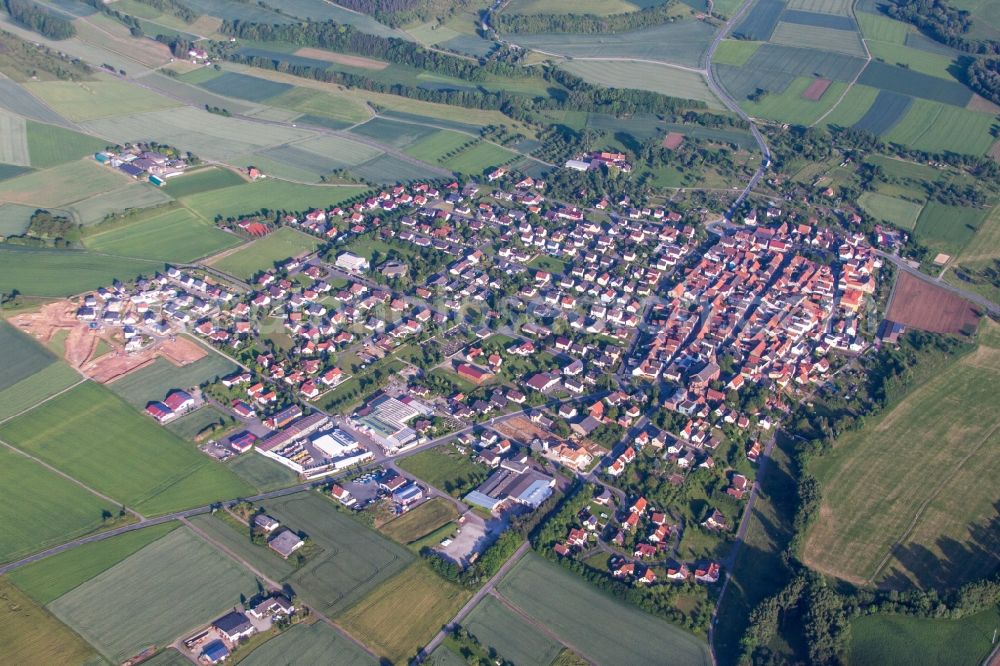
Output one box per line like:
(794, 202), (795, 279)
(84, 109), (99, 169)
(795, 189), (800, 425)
(212, 611), (255, 642)
(268, 529), (304, 559)
(249, 594), (295, 620)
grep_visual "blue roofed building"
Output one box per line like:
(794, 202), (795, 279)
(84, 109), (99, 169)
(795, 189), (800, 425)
(202, 640), (230, 664)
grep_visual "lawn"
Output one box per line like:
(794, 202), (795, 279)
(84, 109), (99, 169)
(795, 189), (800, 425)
(25, 78), (179, 122)
(397, 444), (491, 497)
(8, 521), (179, 604)
(0, 159), (129, 207)
(858, 192), (924, 230)
(462, 595), (564, 666)
(496, 553), (712, 665)
(380, 497), (460, 545)
(86, 207), (242, 262)
(913, 201), (987, 258)
(240, 620), (375, 665)
(0, 577), (97, 665)
(187, 513), (299, 580)
(0, 382), (255, 516)
(0, 319), (57, 391)
(226, 452), (300, 491)
(804, 325), (1000, 589)
(0, 360), (80, 421)
(849, 607), (1000, 666)
(209, 226), (321, 279)
(107, 351), (238, 410)
(260, 491), (414, 616)
(0, 246), (156, 297)
(340, 561), (472, 664)
(884, 99), (997, 156)
(47, 527), (258, 663)
(162, 166), (247, 198)
(0, 445), (118, 564)
(26, 120), (108, 169)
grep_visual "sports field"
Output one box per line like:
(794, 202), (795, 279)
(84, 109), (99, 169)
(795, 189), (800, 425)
(26, 121), (108, 169)
(262, 491), (414, 616)
(340, 562), (472, 663)
(496, 553), (712, 665)
(462, 595), (564, 666)
(380, 497), (459, 545)
(9, 521), (179, 605)
(804, 323), (1000, 589)
(240, 620), (375, 665)
(0, 577), (97, 665)
(0, 382), (254, 516)
(87, 207), (242, 262)
(48, 526), (258, 663)
(209, 226), (322, 279)
(858, 192), (923, 230)
(25, 79), (179, 122)
(0, 361), (80, 422)
(0, 319), (58, 391)
(849, 607), (1000, 666)
(0, 246), (156, 297)
(183, 180), (366, 220)
(0, 159), (129, 207)
(560, 60), (722, 108)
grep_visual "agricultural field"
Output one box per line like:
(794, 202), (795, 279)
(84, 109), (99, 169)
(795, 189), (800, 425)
(66, 182), (174, 226)
(8, 521), (180, 605)
(339, 561), (472, 663)
(379, 497), (460, 545)
(209, 226), (323, 279)
(162, 167), (247, 198)
(0, 246), (157, 297)
(240, 620), (375, 665)
(462, 595), (564, 666)
(25, 120), (109, 169)
(820, 84), (880, 128)
(769, 22), (867, 57)
(260, 491), (414, 616)
(351, 117), (438, 148)
(442, 141), (518, 175)
(0, 382), (255, 516)
(0, 445), (118, 564)
(504, 0), (647, 14)
(867, 41), (959, 80)
(710, 39), (763, 66)
(858, 192), (923, 230)
(804, 323), (1000, 589)
(883, 99), (998, 156)
(0, 159), (129, 208)
(946, 204), (1000, 303)
(197, 71), (293, 102)
(849, 607), (1000, 666)
(0, 110), (28, 167)
(397, 444), (490, 497)
(856, 11), (910, 43)
(0, 361), (80, 422)
(86, 207), (242, 262)
(0, 319), (59, 391)
(403, 129), (477, 164)
(913, 202), (988, 259)
(107, 351), (238, 410)
(183, 180), (366, 221)
(851, 90), (912, 135)
(0, 577), (98, 666)
(560, 60), (722, 108)
(496, 553), (713, 665)
(741, 76), (846, 125)
(25, 78), (179, 122)
(48, 526), (258, 663)
(226, 452), (300, 492)
(187, 513), (299, 580)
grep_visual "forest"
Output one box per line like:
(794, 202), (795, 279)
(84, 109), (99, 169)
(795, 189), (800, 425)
(2, 0), (75, 40)
(886, 0), (1000, 54)
(494, 1), (682, 35)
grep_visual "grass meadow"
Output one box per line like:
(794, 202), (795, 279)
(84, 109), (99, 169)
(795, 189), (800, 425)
(0, 110), (28, 166)
(884, 99), (998, 156)
(913, 202), (987, 258)
(339, 561), (472, 663)
(560, 60), (722, 108)
(804, 324), (1000, 589)
(711, 39), (763, 66)
(162, 167), (246, 198)
(0, 246), (157, 297)
(462, 594), (564, 666)
(742, 76), (847, 125)
(404, 130), (476, 164)
(209, 226), (322, 279)
(9, 521), (179, 604)
(0, 319), (57, 391)
(858, 192), (923, 229)
(0, 382), (255, 516)
(496, 553), (712, 665)
(0, 361), (80, 421)
(25, 121), (107, 169)
(240, 620), (375, 665)
(442, 141), (518, 175)
(25, 78), (179, 122)
(226, 452), (300, 492)
(379, 497), (459, 545)
(66, 183), (174, 226)
(397, 445), (490, 497)
(0, 159), (128, 207)
(183, 180), (366, 221)
(107, 350), (237, 409)
(48, 526), (257, 663)
(0, 577), (97, 665)
(821, 84), (880, 127)
(87, 207), (242, 262)
(849, 607), (1000, 666)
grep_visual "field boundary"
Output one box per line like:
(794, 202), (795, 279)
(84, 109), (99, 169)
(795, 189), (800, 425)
(810, 0), (873, 127)
(490, 588), (598, 665)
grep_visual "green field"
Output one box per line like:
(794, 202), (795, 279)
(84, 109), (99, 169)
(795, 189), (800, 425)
(821, 83), (880, 127)
(0, 159), (129, 207)
(226, 453), (300, 491)
(0, 110), (28, 167)
(209, 226), (321, 279)
(380, 497), (459, 545)
(67, 182), (174, 226)
(188, 512), (299, 579)
(403, 129), (476, 164)
(0, 360), (80, 421)
(804, 326), (1000, 589)
(0, 577), (97, 665)
(867, 41), (960, 80)
(260, 491), (414, 616)
(0, 382), (255, 516)
(858, 192), (924, 230)
(48, 526), (258, 663)
(165, 405), (229, 441)
(184, 180), (366, 221)
(0, 445), (118, 564)
(711, 39), (764, 66)
(496, 553), (712, 666)
(856, 11), (910, 43)
(397, 444), (490, 497)
(107, 351), (238, 409)
(849, 607), (1000, 666)
(0, 246), (157, 297)
(560, 60), (722, 109)
(913, 202), (987, 258)
(25, 79), (180, 122)
(9, 521), (179, 604)
(769, 22), (867, 57)
(26, 121), (108, 169)
(240, 620), (375, 665)
(340, 561), (472, 663)
(0, 319), (57, 391)
(462, 594), (564, 666)
(947, 203), (1000, 303)
(87, 207), (242, 262)
(505, 0), (644, 14)
(884, 99), (998, 156)
(742, 76), (847, 125)
(162, 167), (247, 198)
(440, 141), (518, 175)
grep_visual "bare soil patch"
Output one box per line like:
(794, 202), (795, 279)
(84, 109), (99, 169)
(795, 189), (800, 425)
(661, 132), (685, 149)
(294, 47), (389, 70)
(967, 93), (1000, 114)
(495, 416), (553, 443)
(90, 336), (206, 384)
(886, 272), (981, 334)
(802, 78), (832, 101)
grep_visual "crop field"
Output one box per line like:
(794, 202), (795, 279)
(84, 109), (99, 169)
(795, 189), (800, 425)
(0, 319), (58, 391)
(849, 607), (1000, 666)
(0, 201), (34, 234)
(25, 121), (108, 169)
(821, 83), (879, 127)
(48, 526), (258, 663)
(0, 75), (71, 126)
(340, 562), (472, 663)
(403, 129), (476, 164)
(137, 71), (259, 116)
(785, 0), (853, 13)
(506, 0), (644, 14)
(509, 21), (716, 68)
(769, 22), (867, 57)
(0, 382), (254, 515)
(0, 246), (156, 297)
(25, 79), (179, 122)
(198, 71), (294, 102)
(182, 0), (294, 23)
(352, 153), (441, 183)
(856, 11), (909, 42)
(912, 202), (989, 259)
(780, 9), (856, 29)
(66, 183), (175, 226)
(261, 491), (413, 616)
(0, 111), (28, 166)
(716, 44), (866, 101)
(380, 497), (459, 545)
(859, 61), (972, 106)
(9, 521), (179, 605)
(711, 39), (763, 66)
(560, 60), (722, 108)
(0, 445), (117, 564)
(858, 192), (923, 229)
(187, 513), (298, 579)
(888, 272), (982, 334)
(209, 226), (322, 279)
(241, 620), (375, 665)
(851, 89), (911, 135)
(86, 207), (241, 262)
(271, 87), (372, 127)
(0, 361), (80, 422)
(496, 553), (712, 665)
(226, 452), (299, 492)
(742, 76), (846, 125)
(462, 595), (564, 666)
(183, 179), (366, 220)
(442, 141), (518, 175)
(162, 167), (246, 198)
(0, 578), (97, 665)
(884, 99), (997, 155)
(350, 117), (438, 148)
(805, 323), (1000, 589)
(956, 203), (1000, 265)
(733, 0), (784, 40)
(867, 41), (958, 80)
(108, 351), (237, 409)
(0, 159), (128, 207)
